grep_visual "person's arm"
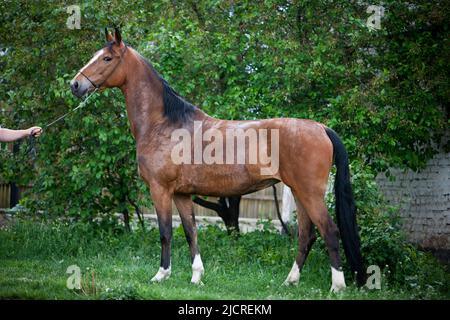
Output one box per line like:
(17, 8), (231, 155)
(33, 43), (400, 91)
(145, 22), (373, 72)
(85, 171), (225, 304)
(0, 127), (42, 142)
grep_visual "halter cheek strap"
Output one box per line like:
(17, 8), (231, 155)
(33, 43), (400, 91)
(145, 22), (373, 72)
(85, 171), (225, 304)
(79, 45), (127, 89)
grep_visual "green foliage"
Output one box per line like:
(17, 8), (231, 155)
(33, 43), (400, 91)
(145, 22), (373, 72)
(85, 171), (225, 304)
(99, 285), (143, 300)
(324, 161), (449, 293)
(0, 3), (449, 301)
(0, 218), (448, 299)
(142, 0), (449, 172)
(0, 1), (157, 220)
(0, 1), (448, 220)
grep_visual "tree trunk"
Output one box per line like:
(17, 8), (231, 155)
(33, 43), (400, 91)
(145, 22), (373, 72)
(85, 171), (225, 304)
(122, 205), (131, 232)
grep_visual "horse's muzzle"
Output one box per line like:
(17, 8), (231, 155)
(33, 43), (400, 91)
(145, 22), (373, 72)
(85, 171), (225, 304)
(70, 79), (88, 98)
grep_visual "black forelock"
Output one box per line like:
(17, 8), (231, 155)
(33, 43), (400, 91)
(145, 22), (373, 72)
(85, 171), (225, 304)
(105, 41), (115, 53)
(104, 41), (128, 54)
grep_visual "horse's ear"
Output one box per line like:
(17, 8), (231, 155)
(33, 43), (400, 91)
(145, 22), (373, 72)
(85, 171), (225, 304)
(105, 28), (113, 42)
(114, 27), (122, 44)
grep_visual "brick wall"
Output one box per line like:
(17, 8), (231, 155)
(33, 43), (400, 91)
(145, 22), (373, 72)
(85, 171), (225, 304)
(376, 151), (450, 252)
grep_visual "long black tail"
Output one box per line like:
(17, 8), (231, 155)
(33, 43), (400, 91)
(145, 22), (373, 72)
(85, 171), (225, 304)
(325, 127), (365, 286)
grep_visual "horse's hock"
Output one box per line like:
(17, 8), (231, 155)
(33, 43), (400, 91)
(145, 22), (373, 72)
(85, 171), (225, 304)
(376, 148), (450, 263)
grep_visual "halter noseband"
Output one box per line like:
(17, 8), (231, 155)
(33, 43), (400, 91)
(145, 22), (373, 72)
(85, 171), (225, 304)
(80, 45), (127, 89)
(80, 71), (100, 89)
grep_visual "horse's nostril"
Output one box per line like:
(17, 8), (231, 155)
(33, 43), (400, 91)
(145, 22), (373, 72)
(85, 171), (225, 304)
(71, 80), (80, 92)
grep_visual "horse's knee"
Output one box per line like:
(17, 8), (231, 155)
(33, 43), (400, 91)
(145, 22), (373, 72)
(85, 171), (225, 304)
(158, 219), (172, 244)
(159, 229), (171, 244)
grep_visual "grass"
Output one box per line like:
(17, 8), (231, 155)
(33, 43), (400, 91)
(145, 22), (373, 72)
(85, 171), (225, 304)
(0, 218), (448, 300)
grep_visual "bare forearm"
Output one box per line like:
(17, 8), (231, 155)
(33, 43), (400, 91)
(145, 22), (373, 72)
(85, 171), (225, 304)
(0, 128), (30, 142)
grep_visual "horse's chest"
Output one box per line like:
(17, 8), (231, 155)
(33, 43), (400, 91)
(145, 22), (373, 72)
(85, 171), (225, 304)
(137, 148), (178, 183)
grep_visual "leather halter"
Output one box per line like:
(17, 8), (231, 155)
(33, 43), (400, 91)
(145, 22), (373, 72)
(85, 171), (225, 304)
(79, 45), (127, 89)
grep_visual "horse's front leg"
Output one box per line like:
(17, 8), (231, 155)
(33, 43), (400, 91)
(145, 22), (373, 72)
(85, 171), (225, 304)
(174, 194), (204, 284)
(150, 184), (173, 282)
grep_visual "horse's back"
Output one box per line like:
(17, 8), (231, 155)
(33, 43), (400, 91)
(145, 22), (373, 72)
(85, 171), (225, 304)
(169, 116), (332, 196)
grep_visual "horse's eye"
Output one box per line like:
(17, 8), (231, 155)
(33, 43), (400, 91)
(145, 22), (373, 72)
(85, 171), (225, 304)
(103, 56), (112, 62)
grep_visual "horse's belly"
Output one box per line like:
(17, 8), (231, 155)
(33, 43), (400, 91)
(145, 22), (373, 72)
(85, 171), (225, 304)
(174, 164), (279, 196)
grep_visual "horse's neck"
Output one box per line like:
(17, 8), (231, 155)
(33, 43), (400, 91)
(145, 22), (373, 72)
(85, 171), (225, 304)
(120, 52), (165, 141)
(120, 50), (209, 143)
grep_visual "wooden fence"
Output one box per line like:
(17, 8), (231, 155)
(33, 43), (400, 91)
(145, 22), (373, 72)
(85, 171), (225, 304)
(0, 183), (32, 209)
(0, 181), (286, 220)
(0, 184), (11, 209)
(138, 183), (285, 220)
(190, 183), (283, 219)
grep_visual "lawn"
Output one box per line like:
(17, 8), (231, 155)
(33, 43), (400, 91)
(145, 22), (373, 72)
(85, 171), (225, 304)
(0, 219), (448, 300)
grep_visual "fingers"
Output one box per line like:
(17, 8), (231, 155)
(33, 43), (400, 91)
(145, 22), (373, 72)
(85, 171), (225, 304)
(30, 126), (43, 137)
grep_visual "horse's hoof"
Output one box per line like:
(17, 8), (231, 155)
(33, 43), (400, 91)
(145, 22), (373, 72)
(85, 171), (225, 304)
(330, 267), (346, 293)
(283, 262), (300, 286)
(191, 280), (204, 286)
(190, 268), (204, 285)
(330, 283), (346, 293)
(283, 279), (299, 286)
(150, 267), (171, 282)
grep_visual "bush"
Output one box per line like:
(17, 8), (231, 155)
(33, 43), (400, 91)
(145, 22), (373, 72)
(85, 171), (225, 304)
(99, 285), (143, 300)
(1, 211), (448, 299)
(1, 1), (448, 223)
(339, 161), (449, 295)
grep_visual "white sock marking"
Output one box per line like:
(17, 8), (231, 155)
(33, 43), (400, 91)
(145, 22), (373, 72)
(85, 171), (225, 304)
(283, 261), (300, 286)
(151, 265), (171, 282)
(330, 267), (346, 293)
(191, 254), (204, 284)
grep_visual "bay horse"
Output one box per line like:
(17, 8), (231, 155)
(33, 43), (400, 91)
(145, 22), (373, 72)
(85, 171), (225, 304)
(70, 28), (365, 292)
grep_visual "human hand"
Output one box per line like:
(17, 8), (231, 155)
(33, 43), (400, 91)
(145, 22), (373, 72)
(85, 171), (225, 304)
(28, 126), (43, 137)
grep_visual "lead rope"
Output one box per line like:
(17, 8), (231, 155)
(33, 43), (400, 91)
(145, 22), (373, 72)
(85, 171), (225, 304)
(27, 88), (99, 162)
(44, 88), (99, 129)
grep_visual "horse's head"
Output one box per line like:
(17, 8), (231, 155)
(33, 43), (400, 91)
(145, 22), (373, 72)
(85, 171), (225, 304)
(70, 28), (127, 98)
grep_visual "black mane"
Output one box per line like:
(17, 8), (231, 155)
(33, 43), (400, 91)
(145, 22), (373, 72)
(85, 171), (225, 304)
(161, 79), (196, 124)
(138, 53), (196, 124)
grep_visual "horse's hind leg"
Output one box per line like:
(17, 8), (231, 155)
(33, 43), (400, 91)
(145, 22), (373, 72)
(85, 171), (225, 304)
(283, 198), (317, 286)
(298, 191), (346, 292)
(174, 194), (204, 284)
